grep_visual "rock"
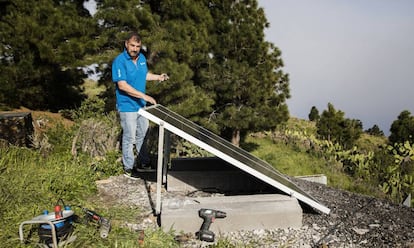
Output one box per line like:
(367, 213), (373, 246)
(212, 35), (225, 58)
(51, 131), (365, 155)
(353, 227), (370, 235)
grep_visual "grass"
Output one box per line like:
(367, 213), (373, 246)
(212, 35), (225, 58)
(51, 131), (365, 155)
(83, 78), (105, 98)
(355, 132), (388, 152)
(246, 135), (325, 176)
(0, 144), (179, 247)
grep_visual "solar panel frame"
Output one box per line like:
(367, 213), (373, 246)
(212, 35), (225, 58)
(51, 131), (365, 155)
(138, 104), (330, 214)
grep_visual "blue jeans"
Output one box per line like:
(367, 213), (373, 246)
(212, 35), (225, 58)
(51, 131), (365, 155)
(119, 111), (150, 170)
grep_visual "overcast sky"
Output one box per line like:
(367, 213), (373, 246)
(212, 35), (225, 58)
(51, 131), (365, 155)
(258, 0), (414, 135)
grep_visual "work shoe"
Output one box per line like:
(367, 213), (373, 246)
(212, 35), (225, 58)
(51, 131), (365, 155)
(124, 168), (139, 179)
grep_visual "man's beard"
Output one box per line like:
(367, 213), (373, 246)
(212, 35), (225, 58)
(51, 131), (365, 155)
(128, 51), (138, 58)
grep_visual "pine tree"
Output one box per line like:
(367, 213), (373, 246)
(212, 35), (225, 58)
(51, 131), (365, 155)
(93, 0), (290, 146)
(317, 103), (362, 148)
(366, 124), (384, 137)
(197, 0), (290, 145)
(94, 0), (214, 121)
(317, 103), (343, 142)
(389, 110), (414, 145)
(340, 118), (363, 149)
(0, 0), (97, 110)
(308, 106), (320, 122)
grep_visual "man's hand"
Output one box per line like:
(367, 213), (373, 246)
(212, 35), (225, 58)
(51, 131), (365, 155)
(159, 73), (169, 82)
(118, 81), (156, 104)
(144, 95), (157, 105)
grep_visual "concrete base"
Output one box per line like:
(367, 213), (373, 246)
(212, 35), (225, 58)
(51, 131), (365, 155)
(161, 194), (302, 233)
(295, 174), (327, 185)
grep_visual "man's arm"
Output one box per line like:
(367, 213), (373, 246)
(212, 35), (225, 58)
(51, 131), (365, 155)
(117, 80), (157, 105)
(146, 72), (169, 82)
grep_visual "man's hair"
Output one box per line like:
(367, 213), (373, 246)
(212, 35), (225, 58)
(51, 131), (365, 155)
(126, 31), (141, 42)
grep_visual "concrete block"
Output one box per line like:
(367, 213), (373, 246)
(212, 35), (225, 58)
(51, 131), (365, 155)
(295, 174), (327, 185)
(161, 194), (302, 233)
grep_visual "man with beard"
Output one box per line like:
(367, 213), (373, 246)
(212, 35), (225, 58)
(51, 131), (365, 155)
(112, 31), (169, 178)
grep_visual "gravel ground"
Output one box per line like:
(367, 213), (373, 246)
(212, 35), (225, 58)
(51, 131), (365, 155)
(96, 174), (414, 248)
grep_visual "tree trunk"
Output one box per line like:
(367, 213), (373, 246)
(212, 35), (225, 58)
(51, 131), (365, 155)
(231, 129), (240, 147)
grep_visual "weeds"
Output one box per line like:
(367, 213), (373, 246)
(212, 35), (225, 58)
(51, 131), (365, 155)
(0, 111), (181, 247)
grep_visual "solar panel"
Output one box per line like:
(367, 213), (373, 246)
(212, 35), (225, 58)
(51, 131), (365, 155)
(138, 104), (330, 214)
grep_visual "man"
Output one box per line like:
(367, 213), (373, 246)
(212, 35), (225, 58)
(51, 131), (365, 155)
(112, 31), (169, 178)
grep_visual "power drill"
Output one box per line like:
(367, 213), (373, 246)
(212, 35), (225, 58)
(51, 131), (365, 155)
(82, 208), (111, 238)
(196, 208), (227, 242)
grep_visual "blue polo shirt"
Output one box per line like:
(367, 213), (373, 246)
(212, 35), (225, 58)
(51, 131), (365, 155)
(112, 49), (148, 112)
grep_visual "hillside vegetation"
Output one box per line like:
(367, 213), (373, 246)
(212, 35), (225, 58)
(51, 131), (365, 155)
(245, 118), (388, 197)
(0, 102), (412, 247)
